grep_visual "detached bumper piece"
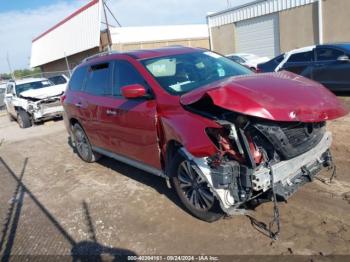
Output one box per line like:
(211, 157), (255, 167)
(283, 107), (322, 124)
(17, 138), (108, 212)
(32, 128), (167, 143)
(274, 150), (332, 201)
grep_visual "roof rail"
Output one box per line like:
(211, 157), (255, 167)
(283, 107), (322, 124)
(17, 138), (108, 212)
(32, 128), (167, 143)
(82, 50), (120, 63)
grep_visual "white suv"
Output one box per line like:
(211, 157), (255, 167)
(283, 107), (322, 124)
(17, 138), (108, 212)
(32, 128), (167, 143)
(4, 78), (66, 128)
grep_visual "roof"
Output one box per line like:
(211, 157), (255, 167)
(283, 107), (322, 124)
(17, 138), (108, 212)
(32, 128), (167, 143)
(319, 43), (350, 52)
(207, 0), (317, 28)
(81, 46), (203, 65)
(110, 24), (209, 44)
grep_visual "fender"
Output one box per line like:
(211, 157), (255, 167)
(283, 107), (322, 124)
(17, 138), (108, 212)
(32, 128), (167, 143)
(160, 110), (221, 158)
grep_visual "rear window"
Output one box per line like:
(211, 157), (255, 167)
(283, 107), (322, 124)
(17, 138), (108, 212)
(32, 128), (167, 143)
(85, 63), (111, 96)
(49, 75), (68, 85)
(69, 67), (87, 91)
(288, 51), (314, 62)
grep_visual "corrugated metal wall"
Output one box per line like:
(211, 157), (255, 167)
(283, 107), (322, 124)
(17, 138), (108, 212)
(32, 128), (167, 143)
(30, 0), (101, 68)
(208, 0), (317, 28)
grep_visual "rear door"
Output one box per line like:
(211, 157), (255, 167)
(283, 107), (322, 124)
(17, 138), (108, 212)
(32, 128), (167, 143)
(312, 47), (350, 91)
(96, 59), (161, 169)
(280, 50), (314, 78)
(80, 62), (112, 148)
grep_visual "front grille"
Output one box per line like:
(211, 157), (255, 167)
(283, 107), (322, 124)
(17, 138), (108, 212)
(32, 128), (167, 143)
(253, 121), (325, 160)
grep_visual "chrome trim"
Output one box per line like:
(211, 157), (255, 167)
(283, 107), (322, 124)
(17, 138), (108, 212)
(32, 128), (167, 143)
(92, 146), (165, 178)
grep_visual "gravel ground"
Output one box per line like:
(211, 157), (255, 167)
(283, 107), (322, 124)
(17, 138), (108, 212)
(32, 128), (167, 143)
(0, 97), (349, 260)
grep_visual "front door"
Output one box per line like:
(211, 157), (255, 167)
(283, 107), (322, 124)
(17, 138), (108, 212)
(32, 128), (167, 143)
(5, 83), (16, 116)
(96, 59), (161, 169)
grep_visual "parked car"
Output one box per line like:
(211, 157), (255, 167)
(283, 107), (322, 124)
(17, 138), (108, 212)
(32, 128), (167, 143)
(62, 47), (347, 222)
(4, 78), (66, 128)
(257, 44), (350, 91)
(0, 83), (6, 109)
(226, 53), (269, 71)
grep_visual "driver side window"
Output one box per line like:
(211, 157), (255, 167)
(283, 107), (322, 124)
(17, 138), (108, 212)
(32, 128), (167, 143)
(316, 48), (344, 61)
(113, 60), (147, 96)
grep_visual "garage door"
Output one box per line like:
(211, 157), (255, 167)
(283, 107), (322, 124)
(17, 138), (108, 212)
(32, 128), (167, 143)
(235, 14), (280, 58)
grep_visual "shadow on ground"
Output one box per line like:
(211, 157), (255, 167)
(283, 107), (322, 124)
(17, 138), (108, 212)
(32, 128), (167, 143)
(0, 157), (137, 261)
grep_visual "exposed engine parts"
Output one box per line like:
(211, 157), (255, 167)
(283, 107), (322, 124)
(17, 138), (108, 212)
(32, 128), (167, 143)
(183, 108), (336, 239)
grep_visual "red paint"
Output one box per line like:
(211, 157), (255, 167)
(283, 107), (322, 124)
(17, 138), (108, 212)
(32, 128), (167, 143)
(32, 0), (99, 42)
(63, 47), (348, 171)
(181, 71), (348, 122)
(121, 84), (147, 99)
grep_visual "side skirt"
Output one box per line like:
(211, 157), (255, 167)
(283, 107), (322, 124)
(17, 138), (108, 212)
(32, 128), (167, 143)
(92, 146), (166, 178)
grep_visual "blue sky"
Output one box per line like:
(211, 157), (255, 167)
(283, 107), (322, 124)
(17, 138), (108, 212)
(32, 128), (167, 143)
(0, 0), (72, 12)
(0, 0), (253, 73)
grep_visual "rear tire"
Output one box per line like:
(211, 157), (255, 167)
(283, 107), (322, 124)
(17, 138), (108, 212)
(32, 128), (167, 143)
(72, 123), (100, 163)
(170, 151), (224, 222)
(17, 110), (32, 128)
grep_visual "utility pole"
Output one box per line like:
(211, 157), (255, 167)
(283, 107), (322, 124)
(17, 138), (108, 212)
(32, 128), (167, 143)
(318, 0), (324, 44)
(64, 52), (71, 77)
(6, 52), (15, 80)
(102, 0), (112, 51)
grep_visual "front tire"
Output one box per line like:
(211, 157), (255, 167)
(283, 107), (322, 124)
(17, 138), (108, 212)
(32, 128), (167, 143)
(170, 152), (224, 222)
(17, 110), (32, 128)
(72, 123), (100, 163)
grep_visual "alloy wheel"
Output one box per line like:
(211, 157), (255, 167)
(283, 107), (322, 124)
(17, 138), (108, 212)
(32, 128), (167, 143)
(177, 160), (215, 211)
(75, 128), (90, 160)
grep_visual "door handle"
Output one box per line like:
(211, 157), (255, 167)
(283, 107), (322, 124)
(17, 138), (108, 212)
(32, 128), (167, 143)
(106, 109), (117, 116)
(75, 102), (82, 108)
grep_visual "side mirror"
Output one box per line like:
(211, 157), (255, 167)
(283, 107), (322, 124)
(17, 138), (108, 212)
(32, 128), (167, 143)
(337, 55), (350, 62)
(121, 84), (147, 99)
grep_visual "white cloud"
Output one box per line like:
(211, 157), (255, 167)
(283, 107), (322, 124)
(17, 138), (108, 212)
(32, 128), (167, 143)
(0, 0), (253, 73)
(0, 1), (86, 73)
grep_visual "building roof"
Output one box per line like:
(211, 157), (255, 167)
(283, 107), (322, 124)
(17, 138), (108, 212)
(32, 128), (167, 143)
(30, 0), (101, 68)
(207, 0), (317, 28)
(110, 24), (209, 44)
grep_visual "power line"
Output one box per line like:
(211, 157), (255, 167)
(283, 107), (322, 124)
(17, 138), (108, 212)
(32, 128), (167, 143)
(104, 2), (122, 27)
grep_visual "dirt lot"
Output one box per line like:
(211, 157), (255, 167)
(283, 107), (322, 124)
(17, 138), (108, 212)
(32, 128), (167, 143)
(0, 98), (350, 259)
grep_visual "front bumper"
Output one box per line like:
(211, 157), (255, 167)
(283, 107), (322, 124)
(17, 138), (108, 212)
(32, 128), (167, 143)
(32, 105), (63, 122)
(183, 131), (333, 215)
(252, 131), (332, 193)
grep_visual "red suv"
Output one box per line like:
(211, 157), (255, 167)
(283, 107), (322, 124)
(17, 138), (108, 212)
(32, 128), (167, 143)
(62, 46), (347, 222)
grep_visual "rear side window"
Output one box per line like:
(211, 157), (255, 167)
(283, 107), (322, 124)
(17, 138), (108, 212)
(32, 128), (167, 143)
(113, 60), (146, 96)
(288, 51), (314, 62)
(316, 48), (344, 61)
(49, 75), (67, 85)
(85, 63), (111, 96)
(69, 67), (87, 91)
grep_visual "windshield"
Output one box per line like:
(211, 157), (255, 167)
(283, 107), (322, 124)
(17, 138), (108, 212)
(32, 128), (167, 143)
(142, 51), (252, 95)
(16, 80), (52, 95)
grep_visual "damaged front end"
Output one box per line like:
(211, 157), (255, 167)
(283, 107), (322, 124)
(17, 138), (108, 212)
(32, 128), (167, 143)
(181, 115), (334, 214)
(21, 95), (63, 122)
(176, 73), (347, 222)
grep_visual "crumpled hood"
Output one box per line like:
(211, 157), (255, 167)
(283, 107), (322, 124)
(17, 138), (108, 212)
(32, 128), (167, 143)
(20, 84), (66, 100)
(181, 71), (348, 122)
